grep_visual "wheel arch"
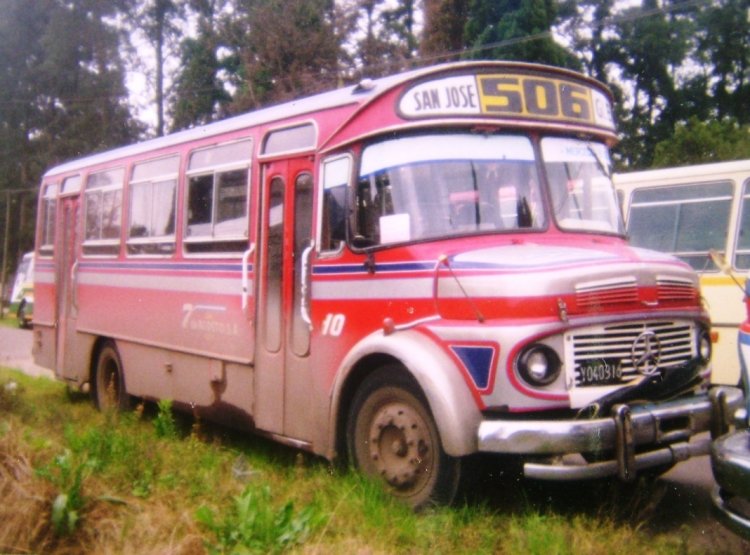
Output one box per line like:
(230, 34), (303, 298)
(331, 329), (482, 461)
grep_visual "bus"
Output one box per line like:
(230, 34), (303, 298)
(9, 251), (34, 328)
(33, 61), (743, 508)
(615, 160), (750, 386)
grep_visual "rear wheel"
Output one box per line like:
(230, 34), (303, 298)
(93, 342), (130, 411)
(347, 367), (461, 509)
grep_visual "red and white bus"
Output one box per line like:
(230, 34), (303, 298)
(33, 61), (744, 507)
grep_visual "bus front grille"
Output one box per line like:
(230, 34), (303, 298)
(568, 320), (695, 386)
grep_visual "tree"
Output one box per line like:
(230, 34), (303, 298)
(652, 117), (750, 168)
(134, 0), (186, 136)
(0, 0), (138, 294)
(696, 0), (750, 124)
(354, 0), (420, 76)
(170, 0), (232, 129)
(225, 0), (344, 110)
(421, 0), (470, 60)
(463, 0), (579, 68)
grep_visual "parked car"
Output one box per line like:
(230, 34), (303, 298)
(9, 251), (33, 328)
(711, 269), (750, 537)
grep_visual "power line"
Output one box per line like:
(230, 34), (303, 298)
(391, 0), (715, 70)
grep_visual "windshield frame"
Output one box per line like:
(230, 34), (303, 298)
(352, 132), (548, 248)
(541, 136), (624, 236)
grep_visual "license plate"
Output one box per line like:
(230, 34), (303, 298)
(577, 359), (623, 386)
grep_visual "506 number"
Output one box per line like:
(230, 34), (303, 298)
(478, 75), (592, 122)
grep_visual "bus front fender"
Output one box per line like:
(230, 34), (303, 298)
(330, 328), (482, 458)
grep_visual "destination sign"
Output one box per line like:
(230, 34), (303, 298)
(398, 72), (615, 131)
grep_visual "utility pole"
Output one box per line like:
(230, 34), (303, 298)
(1, 190), (11, 312)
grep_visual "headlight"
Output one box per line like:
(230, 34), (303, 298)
(517, 345), (561, 386)
(698, 329), (712, 363)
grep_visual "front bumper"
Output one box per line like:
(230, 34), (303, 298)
(478, 386), (744, 481)
(711, 429), (750, 539)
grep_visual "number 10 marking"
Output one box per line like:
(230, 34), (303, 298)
(322, 313), (346, 336)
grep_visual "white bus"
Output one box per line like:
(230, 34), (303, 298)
(615, 160), (750, 385)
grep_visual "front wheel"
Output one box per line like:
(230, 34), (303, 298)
(346, 367), (461, 509)
(93, 341), (130, 411)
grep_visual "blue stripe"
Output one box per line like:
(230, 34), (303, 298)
(79, 261), (245, 273)
(313, 261), (435, 275)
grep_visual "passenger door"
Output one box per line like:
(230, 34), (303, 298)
(254, 158), (314, 440)
(55, 195), (80, 380)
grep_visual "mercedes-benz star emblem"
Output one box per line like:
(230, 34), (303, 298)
(631, 331), (661, 376)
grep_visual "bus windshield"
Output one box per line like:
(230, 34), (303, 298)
(355, 133), (544, 246)
(542, 137), (623, 235)
(354, 133), (622, 246)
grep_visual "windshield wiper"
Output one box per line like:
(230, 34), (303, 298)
(587, 143), (611, 178)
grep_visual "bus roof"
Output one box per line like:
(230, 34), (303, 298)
(44, 61), (613, 179)
(614, 158), (750, 184)
(42, 64), (442, 179)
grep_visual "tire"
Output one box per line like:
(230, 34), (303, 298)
(346, 367), (461, 509)
(93, 341), (130, 411)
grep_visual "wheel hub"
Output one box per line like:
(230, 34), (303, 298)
(368, 404), (431, 489)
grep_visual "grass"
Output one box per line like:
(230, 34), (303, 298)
(0, 313), (19, 329)
(0, 366), (726, 554)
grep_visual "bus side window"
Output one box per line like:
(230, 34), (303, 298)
(128, 155), (179, 256)
(320, 155), (351, 252)
(185, 139), (252, 253)
(39, 183), (59, 257)
(628, 181), (733, 270)
(735, 179), (750, 270)
(83, 168), (125, 256)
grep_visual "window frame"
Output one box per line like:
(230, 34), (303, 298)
(184, 139), (253, 255)
(733, 178), (750, 271)
(39, 182), (59, 258)
(317, 153), (352, 256)
(626, 179), (734, 271)
(127, 155), (180, 257)
(83, 167), (125, 257)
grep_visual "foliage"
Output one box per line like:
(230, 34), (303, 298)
(0, 0), (140, 280)
(421, 0), (470, 59)
(153, 398), (178, 439)
(0, 366), (738, 554)
(130, 0), (186, 136)
(36, 450), (92, 535)
(196, 484), (327, 554)
(6, 0), (750, 276)
(652, 117), (750, 168)
(220, 0), (344, 111)
(464, 0), (580, 69)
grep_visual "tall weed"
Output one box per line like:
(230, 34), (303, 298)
(154, 399), (178, 439)
(196, 484), (327, 554)
(35, 449), (93, 536)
